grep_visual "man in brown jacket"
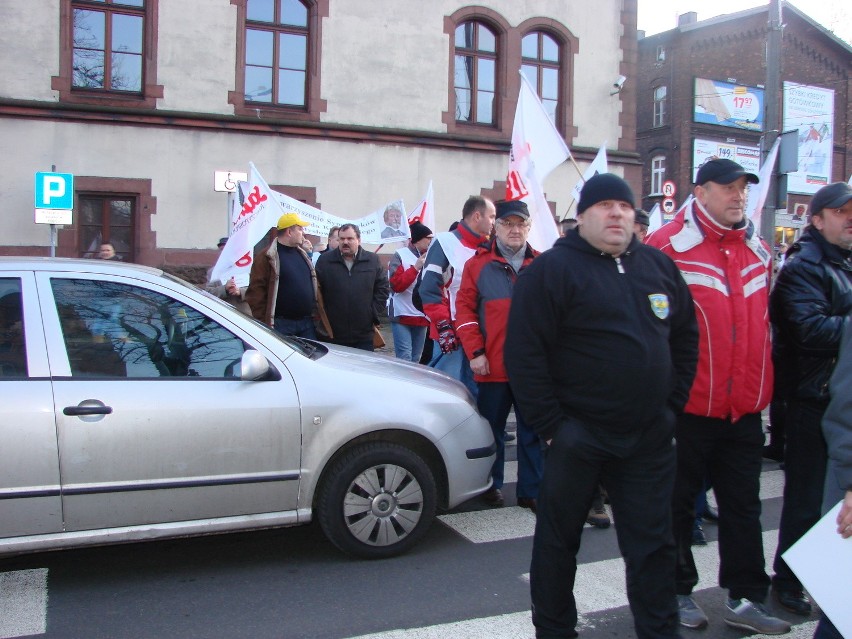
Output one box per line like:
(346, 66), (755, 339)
(245, 212), (319, 338)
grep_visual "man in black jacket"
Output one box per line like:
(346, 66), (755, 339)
(505, 174), (698, 639)
(315, 223), (389, 351)
(770, 181), (852, 615)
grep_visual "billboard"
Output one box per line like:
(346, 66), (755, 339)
(783, 82), (834, 194)
(692, 139), (760, 183)
(694, 78), (764, 132)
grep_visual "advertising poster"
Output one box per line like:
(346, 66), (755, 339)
(694, 78), (764, 132)
(783, 82), (834, 194)
(692, 139), (760, 182)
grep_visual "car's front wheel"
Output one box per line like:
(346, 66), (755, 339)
(317, 442), (437, 558)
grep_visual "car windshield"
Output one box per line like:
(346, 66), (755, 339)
(163, 273), (327, 360)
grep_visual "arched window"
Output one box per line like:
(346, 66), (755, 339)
(453, 21), (497, 125)
(651, 155), (666, 195)
(521, 31), (560, 126)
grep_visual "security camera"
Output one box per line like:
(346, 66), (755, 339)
(613, 75), (627, 90)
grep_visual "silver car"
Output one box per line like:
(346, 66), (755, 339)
(0, 258), (495, 559)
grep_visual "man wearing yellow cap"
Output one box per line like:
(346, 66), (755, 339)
(246, 212), (319, 338)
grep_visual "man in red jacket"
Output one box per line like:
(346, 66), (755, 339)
(455, 200), (542, 509)
(647, 159), (790, 635)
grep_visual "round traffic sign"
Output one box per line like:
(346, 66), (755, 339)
(662, 180), (676, 198)
(662, 198), (676, 214)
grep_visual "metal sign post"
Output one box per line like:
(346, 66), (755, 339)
(34, 169), (74, 257)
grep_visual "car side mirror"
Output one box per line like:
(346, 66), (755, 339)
(240, 350), (277, 381)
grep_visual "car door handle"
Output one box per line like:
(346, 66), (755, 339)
(63, 405), (113, 416)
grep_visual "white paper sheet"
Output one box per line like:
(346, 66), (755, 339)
(782, 501), (852, 637)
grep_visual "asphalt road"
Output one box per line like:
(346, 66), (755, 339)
(0, 446), (821, 639)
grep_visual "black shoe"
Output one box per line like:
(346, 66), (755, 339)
(692, 523), (707, 546)
(586, 505), (610, 528)
(517, 497), (537, 512)
(504, 432), (516, 442)
(481, 487), (504, 507)
(703, 504), (719, 523)
(774, 589), (812, 616)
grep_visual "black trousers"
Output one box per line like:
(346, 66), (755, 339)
(772, 399), (828, 592)
(530, 412), (679, 639)
(672, 412), (771, 602)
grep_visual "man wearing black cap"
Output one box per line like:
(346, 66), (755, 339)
(634, 208), (650, 241)
(768, 181), (852, 617)
(455, 200), (543, 509)
(647, 158), (790, 634)
(505, 173), (698, 639)
(387, 221), (433, 362)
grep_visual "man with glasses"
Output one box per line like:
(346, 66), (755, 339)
(455, 200), (543, 509)
(769, 181), (852, 618)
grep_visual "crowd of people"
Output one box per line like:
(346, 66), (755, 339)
(204, 165), (851, 639)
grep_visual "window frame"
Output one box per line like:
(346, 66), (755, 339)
(452, 20), (499, 127)
(229, 0), (328, 122)
(56, 176), (157, 263)
(520, 31), (561, 129)
(53, 0), (163, 108)
(650, 155), (666, 196)
(443, 7), (510, 139)
(653, 85), (667, 128)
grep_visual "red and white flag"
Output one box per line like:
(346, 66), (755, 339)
(506, 72), (570, 251)
(210, 162), (284, 283)
(746, 137), (781, 228)
(407, 180), (436, 232)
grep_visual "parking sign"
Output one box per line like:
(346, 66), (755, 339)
(35, 172), (74, 210)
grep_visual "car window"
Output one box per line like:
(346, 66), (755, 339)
(0, 278), (27, 377)
(51, 279), (247, 378)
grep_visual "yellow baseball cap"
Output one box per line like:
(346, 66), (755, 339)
(277, 212), (311, 230)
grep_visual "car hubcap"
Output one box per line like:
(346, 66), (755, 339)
(343, 463), (423, 546)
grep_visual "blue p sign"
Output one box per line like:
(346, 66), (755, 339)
(35, 172), (74, 210)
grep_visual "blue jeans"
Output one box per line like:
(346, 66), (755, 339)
(391, 322), (427, 363)
(477, 382), (542, 498)
(273, 316), (317, 339)
(428, 347), (477, 399)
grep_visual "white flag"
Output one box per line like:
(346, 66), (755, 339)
(746, 138), (781, 227)
(647, 202), (663, 233)
(210, 163), (285, 283)
(407, 180), (436, 232)
(506, 73), (570, 252)
(570, 143), (608, 203)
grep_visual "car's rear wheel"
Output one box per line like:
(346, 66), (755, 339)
(317, 442), (437, 558)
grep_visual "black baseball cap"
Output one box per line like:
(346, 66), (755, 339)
(810, 182), (852, 215)
(695, 159), (759, 186)
(496, 200), (530, 220)
(634, 209), (650, 226)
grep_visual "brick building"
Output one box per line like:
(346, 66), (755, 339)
(0, 0), (639, 271)
(637, 2), (851, 247)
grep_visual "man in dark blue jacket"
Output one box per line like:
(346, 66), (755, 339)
(770, 181), (852, 616)
(315, 223), (389, 351)
(505, 173), (698, 639)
